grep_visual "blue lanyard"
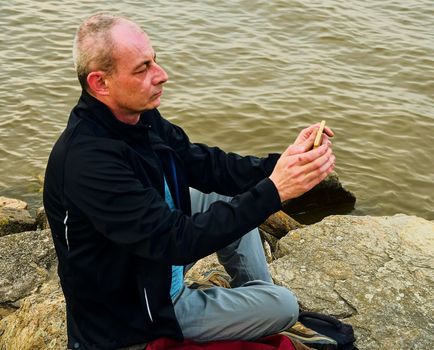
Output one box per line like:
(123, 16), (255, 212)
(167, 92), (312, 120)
(168, 153), (181, 209)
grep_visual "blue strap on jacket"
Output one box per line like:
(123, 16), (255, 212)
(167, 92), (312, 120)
(164, 154), (183, 300)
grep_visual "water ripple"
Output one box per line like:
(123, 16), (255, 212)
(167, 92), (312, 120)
(0, 0), (433, 218)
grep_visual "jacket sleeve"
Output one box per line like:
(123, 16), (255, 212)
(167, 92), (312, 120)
(64, 138), (282, 265)
(161, 114), (281, 196)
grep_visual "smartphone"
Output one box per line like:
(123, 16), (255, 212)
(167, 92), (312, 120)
(313, 120), (326, 149)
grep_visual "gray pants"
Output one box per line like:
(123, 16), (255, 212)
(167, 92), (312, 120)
(173, 190), (299, 342)
(118, 190), (299, 349)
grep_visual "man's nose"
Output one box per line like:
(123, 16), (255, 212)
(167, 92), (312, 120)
(152, 63), (169, 85)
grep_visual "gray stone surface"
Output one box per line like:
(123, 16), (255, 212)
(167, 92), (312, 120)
(259, 211), (303, 260)
(269, 214), (434, 350)
(0, 205), (36, 238)
(0, 197), (28, 210)
(35, 206), (50, 230)
(0, 229), (56, 315)
(0, 277), (66, 350)
(1, 214), (432, 349)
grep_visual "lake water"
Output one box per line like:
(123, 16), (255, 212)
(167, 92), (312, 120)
(1, 0), (433, 220)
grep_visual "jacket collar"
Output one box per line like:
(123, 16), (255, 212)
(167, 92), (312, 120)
(75, 89), (156, 143)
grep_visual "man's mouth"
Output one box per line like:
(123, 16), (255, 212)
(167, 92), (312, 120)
(153, 90), (162, 98)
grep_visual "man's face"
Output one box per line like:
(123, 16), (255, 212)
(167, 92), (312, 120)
(105, 23), (168, 118)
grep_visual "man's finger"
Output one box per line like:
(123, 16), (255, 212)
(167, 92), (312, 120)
(301, 151), (335, 180)
(324, 126), (334, 137)
(321, 134), (332, 147)
(303, 165), (334, 192)
(288, 143), (329, 166)
(282, 143), (306, 157)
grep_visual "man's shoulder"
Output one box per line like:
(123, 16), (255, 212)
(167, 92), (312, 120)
(50, 115), (126, 168)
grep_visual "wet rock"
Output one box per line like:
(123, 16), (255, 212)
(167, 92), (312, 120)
(269, 214), (434, 350)
(0, 229), (56, 318)
(282, 172), (356, 224)
(0, 198), (36, 237)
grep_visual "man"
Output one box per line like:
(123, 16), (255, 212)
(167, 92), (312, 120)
(43, 13), (335, 350)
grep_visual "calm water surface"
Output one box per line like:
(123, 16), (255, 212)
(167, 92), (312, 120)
(1, 0), (433, 219)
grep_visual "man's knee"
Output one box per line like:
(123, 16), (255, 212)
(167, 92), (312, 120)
(268, 285), (299, 330)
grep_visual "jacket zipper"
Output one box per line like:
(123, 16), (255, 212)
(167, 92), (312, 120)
(63, 210), (70, 251)
(143, 287), (154, 322)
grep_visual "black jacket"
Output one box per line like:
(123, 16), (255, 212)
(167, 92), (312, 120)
(43, 90), (282, 349)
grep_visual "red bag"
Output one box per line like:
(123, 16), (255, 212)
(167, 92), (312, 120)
(147, 334), (296, 350)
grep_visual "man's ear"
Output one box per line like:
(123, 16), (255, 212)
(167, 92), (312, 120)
(87, 71), (109, 96)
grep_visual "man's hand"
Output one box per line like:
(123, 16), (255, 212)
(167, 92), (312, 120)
(292, 123), (334, 147)
(269, 125), (335, 202)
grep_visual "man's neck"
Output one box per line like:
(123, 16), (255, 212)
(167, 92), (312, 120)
(110, 111), (140, 125)
(87, 90), (140, 125)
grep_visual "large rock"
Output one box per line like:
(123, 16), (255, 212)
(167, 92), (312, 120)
(2, 215), (432, 349)
(0, 197), (36, 237)
(269, 214), (434, 350)
(0, 197), (28, 210)
(0, 229), (56, 318)
(0, 254), (225, 350)
(282, 172), (356, 224)
(0, 277), (66, 350)
(260, 211), (303, 261)
(260, 211), (304, 239)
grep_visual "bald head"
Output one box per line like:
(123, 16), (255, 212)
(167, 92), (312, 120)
(73, 13), (143, 90)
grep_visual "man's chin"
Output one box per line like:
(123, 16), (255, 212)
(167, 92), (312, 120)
(148, 98), (161, 110)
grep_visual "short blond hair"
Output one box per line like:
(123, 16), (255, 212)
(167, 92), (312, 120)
(72, 13), (123, 90)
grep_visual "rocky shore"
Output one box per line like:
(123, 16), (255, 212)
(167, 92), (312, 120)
(0, 175), (433, 350)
